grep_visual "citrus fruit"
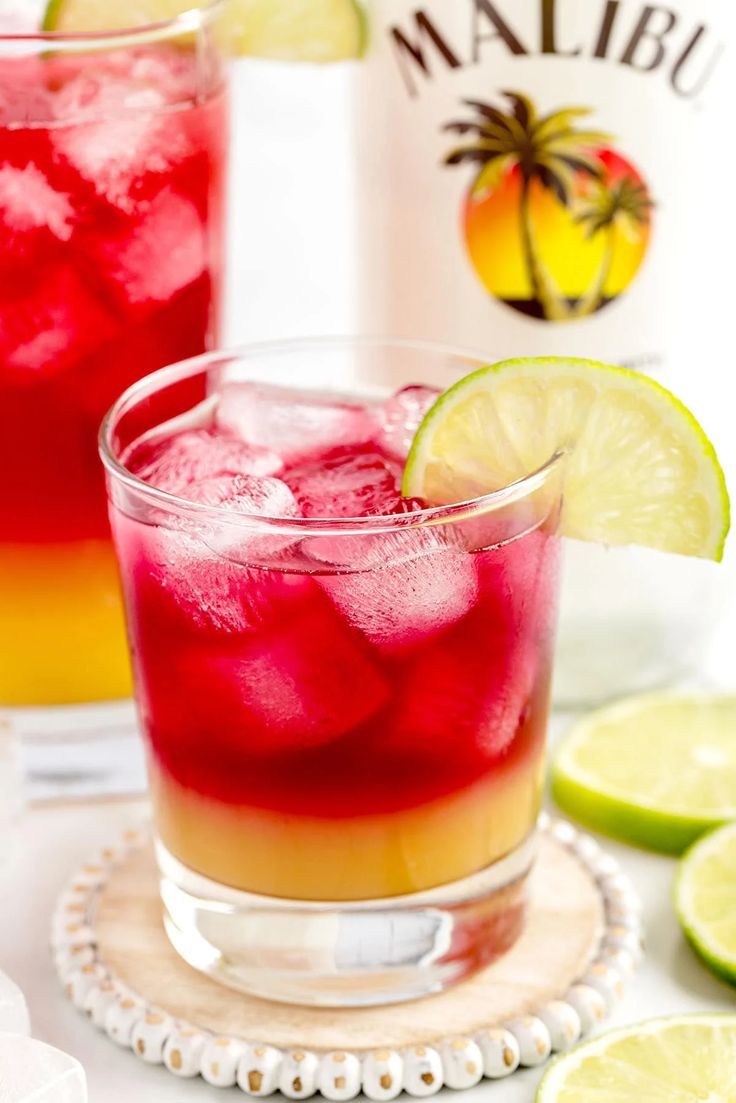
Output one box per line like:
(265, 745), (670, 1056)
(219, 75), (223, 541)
(551, 693), (736, 853)
(403, 357), (729, 560)
(43, 0), (366, 61)
(537, 1015), (736, 1103)
(676, 821), (736, 987)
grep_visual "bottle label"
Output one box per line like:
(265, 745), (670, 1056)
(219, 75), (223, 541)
(356, 0), (730, 383)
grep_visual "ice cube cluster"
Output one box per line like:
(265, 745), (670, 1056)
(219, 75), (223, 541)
(131, 381), (439, 519)
(128, 428), (283, 496)
(121, 381), (507, 753)
(118, 378), (555, 774)
(0, 46), (223, 383)
(216, 382), (379, 463)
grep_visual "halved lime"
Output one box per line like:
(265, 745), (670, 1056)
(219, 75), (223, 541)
(403, 357), (729, 560)
(537, 1015), (736, 1103)
(552, 693), (736, 854)
(43, 0), (366, 61)
(676, 821), (736, 987)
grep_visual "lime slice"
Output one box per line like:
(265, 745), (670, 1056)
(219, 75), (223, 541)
(552, 693), (736, 854)
(403, 357), (729, 561)
(43, 0), (366, 61)
(676, 821), (736, 987)
(537, 1015), (736, 1103)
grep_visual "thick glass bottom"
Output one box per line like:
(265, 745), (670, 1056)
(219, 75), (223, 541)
(157, 832), (536, 1008)
(8, 699), (146, 801)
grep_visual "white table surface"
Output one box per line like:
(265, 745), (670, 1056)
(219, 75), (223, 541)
(3, 760), (735, 1103)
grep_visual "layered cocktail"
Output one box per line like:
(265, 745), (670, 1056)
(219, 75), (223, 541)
(0, 9), (228, 705)
(102, 340), (563, 1005)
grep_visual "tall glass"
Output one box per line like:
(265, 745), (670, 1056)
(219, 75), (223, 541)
(101, 339), (563, 1006)
(0, 4), (230, 717)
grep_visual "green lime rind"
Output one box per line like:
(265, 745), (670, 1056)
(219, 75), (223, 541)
(551, 693), (736, 855)
(41, 0), (62, 30)
(403, 356), (730, 562)
(551, 765), (725, 855)
(675, 822), (736, 988)
(536, 1015), (736, 1102)
(353, 0), (370, 57)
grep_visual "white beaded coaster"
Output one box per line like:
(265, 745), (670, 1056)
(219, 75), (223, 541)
(51, 817), (642, 1097)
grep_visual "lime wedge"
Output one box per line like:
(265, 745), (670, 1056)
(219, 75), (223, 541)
(43, 0), (366, 61)
(536, 1015), (736, 1103)
(552, 693), (736, 854)
(676, 822), (736, 987)
(403, 357), (729, 561)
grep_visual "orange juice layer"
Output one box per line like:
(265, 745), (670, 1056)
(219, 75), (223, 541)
(0, 541), (132, 705)
(151, 751), (544, 901)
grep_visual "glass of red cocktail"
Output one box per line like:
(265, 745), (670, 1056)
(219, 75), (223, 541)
(0, 4), (229, 715)
(101, 338), (564, 1006)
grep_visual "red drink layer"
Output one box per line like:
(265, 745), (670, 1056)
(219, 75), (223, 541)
(0, 45), (227, 703)
(115, 383), (560, 900)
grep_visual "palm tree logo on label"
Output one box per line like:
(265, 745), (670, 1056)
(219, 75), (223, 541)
(444, 92), (654, 322)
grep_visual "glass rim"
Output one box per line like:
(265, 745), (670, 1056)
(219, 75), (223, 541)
(99, 336), (566, 537)
(0, 0), (227, 48)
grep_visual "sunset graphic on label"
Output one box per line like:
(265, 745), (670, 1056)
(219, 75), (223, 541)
(444, 92), (654, 322)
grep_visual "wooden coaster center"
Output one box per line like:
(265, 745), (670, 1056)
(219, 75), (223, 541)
(94, 835), (603, 1051)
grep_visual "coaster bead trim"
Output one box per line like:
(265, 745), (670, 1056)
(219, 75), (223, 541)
(51, 818), (643, 1097)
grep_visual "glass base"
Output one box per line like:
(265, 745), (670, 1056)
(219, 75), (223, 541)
(5, 700), (147, 802)
(157, 832), (537, 1008)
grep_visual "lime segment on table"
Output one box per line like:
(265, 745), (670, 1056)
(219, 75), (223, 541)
(536, 1015), (736, 1103)
(551, 693), (736, 854)
(43, 0), (366, 61)
(676, 821), (736, 987)
(403, 357), (729, 560)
